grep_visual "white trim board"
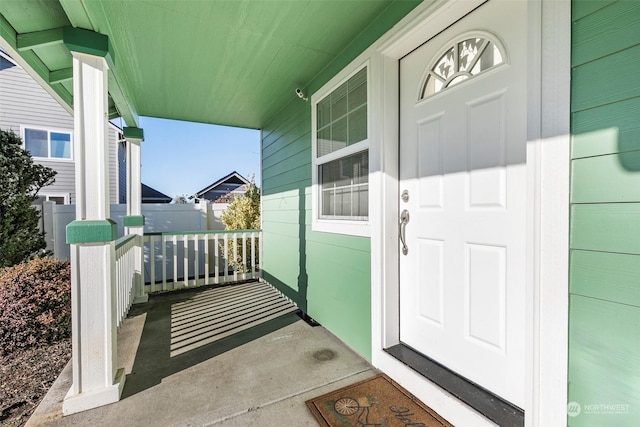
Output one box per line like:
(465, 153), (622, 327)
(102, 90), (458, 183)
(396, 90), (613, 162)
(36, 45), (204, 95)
(362, 0), (570, 426)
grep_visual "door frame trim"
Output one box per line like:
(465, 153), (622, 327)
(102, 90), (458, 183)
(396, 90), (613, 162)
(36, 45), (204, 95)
(366, 0), (570, 425)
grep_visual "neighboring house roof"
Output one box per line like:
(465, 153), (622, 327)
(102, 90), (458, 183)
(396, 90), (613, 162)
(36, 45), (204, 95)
(142, 183), (172, 204)
(194, 171), (251, 203)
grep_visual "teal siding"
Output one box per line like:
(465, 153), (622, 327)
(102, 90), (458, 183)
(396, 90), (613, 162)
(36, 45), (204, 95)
(261, 0), (421, 360)
(569, 1), (640, 425)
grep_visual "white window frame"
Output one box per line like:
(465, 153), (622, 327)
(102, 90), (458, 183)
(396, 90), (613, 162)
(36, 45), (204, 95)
(21, 125), (74, 161)
(311, 61), (370, 237)
(36, 193), (70, 205)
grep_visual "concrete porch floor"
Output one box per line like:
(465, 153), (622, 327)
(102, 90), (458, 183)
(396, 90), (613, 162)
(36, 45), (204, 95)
(27, 281), (377, 426)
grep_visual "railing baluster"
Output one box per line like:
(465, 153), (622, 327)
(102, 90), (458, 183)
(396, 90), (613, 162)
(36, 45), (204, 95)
(122, 244), (126, 321)
(149, 236), (155, 293)
(124, 247), (129, 315)
(204, 234), (210, 286)
(124, 245), (128, 317)
(139, 235), (143, 298)
(233, 233), (238, 282)
(193, 234), (199, 287)
(251, 232), (256, 279)
(162, 235), (167, 292)
(241, 234), (247, 281)
(172, 235), (178, 289)
(223, 234), (229, 284)
(259, 230), (263, 279)
(183, 235), (189, 288)
(116, 245), (121, 325)
(121, 247), (126, 320)
(253, 232), (262, 278)
(126, 245), (129, 313)
(214, 234), (220, 284)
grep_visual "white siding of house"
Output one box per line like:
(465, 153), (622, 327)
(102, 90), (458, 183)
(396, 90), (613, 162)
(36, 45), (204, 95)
(0, 54), (119, 204)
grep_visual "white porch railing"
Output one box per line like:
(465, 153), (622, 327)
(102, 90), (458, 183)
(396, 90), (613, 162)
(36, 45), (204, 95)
(143, 230), (262, 293)
(113, 234), (140, 328)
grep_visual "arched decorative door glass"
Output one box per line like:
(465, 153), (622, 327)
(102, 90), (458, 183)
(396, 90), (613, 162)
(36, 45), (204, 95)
(420, 32), (507, 100)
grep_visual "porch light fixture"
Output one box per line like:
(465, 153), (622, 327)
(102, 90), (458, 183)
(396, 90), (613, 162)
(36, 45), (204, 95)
(295, 87), (308, 101)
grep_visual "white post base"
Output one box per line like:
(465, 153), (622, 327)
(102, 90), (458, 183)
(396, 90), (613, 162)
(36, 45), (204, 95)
(62, 368), (126, 415)
(65, 241), (122, 415)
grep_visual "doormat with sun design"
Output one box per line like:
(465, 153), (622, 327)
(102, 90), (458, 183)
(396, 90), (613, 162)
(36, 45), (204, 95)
(306, 374), (453, 427)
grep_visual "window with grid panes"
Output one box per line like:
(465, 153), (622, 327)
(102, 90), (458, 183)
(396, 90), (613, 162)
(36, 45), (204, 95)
(314, 66), (369, 224)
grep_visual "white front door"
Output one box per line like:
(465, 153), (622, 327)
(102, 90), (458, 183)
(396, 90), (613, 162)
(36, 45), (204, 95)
(399, 0), (527, 407)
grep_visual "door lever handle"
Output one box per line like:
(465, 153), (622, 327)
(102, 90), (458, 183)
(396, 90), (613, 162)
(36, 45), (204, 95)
(399, 209), (410, 255)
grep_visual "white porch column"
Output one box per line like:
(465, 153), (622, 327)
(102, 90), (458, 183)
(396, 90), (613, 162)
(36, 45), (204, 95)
(123, 127), (147, 303)
(62, 28), (125, 415)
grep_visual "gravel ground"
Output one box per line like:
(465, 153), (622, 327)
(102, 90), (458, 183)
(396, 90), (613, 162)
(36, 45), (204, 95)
(0, 339), (71, 427)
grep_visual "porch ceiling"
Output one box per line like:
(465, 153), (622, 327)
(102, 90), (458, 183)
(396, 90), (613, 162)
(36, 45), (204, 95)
(0, 0), (399, 129)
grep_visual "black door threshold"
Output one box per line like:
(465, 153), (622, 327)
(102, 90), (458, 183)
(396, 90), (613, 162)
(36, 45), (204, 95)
(385, 344), (524, 426)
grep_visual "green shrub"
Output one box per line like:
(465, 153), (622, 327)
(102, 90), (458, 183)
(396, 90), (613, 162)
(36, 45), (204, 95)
(0, 129), (57, 267)
(220, 181), (260, 273)
(0, 257), (71, 355)
(220, 181), (260, 230)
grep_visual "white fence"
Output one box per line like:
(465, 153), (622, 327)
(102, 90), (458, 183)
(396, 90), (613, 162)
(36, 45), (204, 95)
(38, 202), (229, 260)
(143, 230), (261, 293)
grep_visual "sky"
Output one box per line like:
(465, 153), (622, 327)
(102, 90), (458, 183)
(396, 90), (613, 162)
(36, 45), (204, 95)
(132, 117), (261, 200)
